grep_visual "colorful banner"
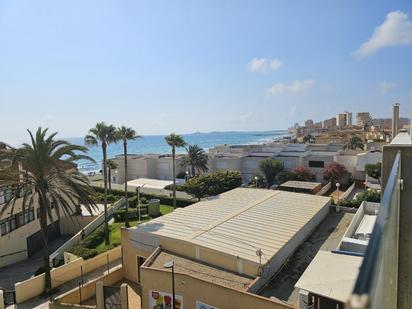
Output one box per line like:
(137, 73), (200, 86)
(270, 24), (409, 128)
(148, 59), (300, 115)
(149, 290), (184, 309)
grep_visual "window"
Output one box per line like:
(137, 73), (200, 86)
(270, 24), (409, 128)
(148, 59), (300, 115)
(0, 208), (35, 236)
(309, 160), (325, 168)
(0, 216), (16, 236)
(0, 187), (12, 205)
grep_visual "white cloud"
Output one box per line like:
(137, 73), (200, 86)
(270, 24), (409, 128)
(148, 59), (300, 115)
(377, 81), (397, 94)
(266, 79), (316, 96)
(247, 57), (282, 72)
(354, 11), (412, 57)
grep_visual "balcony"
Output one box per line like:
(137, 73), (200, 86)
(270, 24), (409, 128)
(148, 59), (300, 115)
(349, 132), (412, 309)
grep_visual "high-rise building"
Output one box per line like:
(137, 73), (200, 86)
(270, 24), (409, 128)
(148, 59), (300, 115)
(344, 111), (353, 126)
(304, 119), (314, 127)
(356, 112), (372, 127)
(336, 111), (352, 127)
(322, 117), (336, 128)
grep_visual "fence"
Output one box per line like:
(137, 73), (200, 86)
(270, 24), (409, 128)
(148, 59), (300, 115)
(349, 152), (401, 309)
(316, 182), (331, 196)
(50, 197), (125, 264)
(339, 181), (356, 201)
(15, 246), (122, 304)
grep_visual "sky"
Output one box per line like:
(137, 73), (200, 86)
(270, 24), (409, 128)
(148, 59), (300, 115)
(1, 0), (412, 144)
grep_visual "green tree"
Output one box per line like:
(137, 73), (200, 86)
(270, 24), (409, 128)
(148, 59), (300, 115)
(277, 171), (294, 184)
(85, 122), (118, 245)
(365, 162), (382, 184)
(259, 159), (284, 188)
(165, 133), (187, 208)
(344, 136), (364, 150)
(182, 170), (242, 199)
(303, 134), (316, 144)
(106, 159), (118, 193)
(181, 144), (209, 177)
(0, 128), (97, 292)
(116, 126), (141, 227)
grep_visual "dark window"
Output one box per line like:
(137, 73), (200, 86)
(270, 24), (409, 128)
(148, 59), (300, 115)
(309, 160), (325, 168)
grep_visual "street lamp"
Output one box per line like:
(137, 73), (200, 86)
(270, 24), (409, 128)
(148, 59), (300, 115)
(164, 260), (175, 309)
(336, 183), (341, 212)
(185, 170), (189, 182)
(254, 176), (258, 189)
(136, 185), (146, 223)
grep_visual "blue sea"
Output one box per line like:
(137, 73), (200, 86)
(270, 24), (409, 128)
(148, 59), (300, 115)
(68, 130), (289, 172)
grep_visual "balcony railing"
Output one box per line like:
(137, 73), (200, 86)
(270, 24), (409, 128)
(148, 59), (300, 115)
(349, 152), (401, 309)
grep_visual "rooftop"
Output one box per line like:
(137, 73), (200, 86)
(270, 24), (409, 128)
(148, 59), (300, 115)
(130, 188), (330, 264)
(295, 250), (363, 302)
(279, 181), (322, 190)
(126, 178), (183, 190)
(147, 250), (253, 290)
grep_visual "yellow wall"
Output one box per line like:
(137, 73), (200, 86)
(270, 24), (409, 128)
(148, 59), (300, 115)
(59, 216), (96, 236)
(15, 246), (122, 304)
(140, 266), (292, 309)
(56, 267), (124, 305)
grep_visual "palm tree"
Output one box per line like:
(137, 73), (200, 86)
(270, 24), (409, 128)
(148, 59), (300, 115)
(106, 159), (118, 193)
(259, 158), (284, 188)
(117, 126), (141, 228)
(85, 122), (118, 245)
(344, 136), (364, 150)
(181, 144), (209, 177)
(0, 128), (96, 292)
(165, 133), (186, 208)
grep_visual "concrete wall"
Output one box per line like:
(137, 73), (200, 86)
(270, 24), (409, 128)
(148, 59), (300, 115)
(140, 266), (292, 309)
(60, 216), (96, 236)
(55, 267), (124, 307)
(15, 246), (122, 304)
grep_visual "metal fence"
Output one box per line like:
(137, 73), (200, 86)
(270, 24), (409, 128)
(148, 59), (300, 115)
(349, 152), (401, 309)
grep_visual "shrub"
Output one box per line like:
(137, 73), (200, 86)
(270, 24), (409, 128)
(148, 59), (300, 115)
(323, 162), (352, 189)
(291, 167), (315, 181)
(81, 225), (107, 249)
(337, 189), (381, 208)
(68, 245), (98, 259)
(277, 171), (294, 184)
(113, 208), (148, 222)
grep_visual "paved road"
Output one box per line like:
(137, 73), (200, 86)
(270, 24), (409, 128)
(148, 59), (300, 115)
(7, 259), (122, 309)
(0, 237), (70, 290)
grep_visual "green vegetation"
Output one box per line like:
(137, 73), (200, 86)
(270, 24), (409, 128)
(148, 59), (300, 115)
(365, 162), (382, 184)
(85, 122), (119, 245)
(180, 144), (209, 176)
(323, 162), (352, 188)
(303, 134), (316, 144)
(106, 159), (118, 193)
(165, 133), (187, 208)
(116, 126), (142, 227)
(182, 170), (242, 200)
(0, 128), (96, 292)
(69, 205), (174, 258)
(259, 158), (284, 188)
(344, 135), (364, 150)
(337, 189), (381, 208)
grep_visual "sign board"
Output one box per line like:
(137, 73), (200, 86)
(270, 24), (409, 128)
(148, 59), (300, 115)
(196, 301), (219, 309)
(149, 290), (184, 309)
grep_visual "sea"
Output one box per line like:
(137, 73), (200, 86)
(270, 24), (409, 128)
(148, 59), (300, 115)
(67, 130), (289, 173)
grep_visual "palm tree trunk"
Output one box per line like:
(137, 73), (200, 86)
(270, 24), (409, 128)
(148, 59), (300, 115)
(108, 166), (112, 193)
(102, 143), (110, 245)
(191, 164), (195, 177)
(39, 190), (51, 292)
(172, 146), (176, 209)
(124, 141), (130, 228)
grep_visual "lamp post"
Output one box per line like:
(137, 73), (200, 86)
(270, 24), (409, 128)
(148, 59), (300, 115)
(336, 183), (341, 212)
(254, 176), (258, 189)
(164, 260), (175, 309)
(185, 170), (189, 182)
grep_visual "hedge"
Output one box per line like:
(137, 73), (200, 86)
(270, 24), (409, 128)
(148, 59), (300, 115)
(92, 186), (195, 208)
(113, 208), (148, 222)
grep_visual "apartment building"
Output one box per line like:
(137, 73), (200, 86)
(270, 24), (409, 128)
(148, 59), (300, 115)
(355, 112), (372, 127)
(111, 154), (186, 184)
(0, 143), (77, 268)
(208, 143), (380, 183)
(121, 188), (330, 309)
(322, 117), (336, 129)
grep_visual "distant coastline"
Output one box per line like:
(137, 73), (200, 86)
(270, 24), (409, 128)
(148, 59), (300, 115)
(71, 130), (289, 172)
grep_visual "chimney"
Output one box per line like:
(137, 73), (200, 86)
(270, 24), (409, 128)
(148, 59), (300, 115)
(392, 103), (400, 139)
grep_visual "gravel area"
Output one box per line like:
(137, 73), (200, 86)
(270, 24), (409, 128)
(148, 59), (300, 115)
(149, 251), (253, 290)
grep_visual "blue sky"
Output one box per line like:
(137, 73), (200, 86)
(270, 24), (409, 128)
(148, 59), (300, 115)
(1, 0), (412, 143)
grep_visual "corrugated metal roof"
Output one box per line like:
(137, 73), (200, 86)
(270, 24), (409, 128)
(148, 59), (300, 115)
(279, 181), (322, 190)
(130, 188), (330, 264)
